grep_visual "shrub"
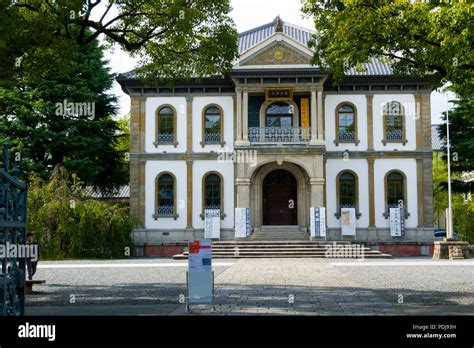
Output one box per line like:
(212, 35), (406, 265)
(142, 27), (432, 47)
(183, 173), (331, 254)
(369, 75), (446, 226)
(27, 168), (133, 259)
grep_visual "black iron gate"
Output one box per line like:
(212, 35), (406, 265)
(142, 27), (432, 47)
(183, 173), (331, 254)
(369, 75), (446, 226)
(0, 142), (28, 316)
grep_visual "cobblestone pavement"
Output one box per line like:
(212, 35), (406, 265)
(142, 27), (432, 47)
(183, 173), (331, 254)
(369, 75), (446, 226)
(175, 259), (402, 315)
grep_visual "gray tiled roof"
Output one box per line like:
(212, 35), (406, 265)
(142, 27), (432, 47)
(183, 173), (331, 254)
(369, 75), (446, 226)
(432, 124), (445, 151)
(238, 20), (314, 54)
(238, 18), (393, 76)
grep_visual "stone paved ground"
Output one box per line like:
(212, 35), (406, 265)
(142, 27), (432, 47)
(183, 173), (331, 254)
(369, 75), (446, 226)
(25, 257), (474, 316)
(175, 258), (401, 315)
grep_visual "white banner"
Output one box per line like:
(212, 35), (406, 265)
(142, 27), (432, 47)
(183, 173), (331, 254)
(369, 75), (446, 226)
(204, 209), (220, 239)
(188, 240), (213, 304)
(235, 208), (250, 238)
(341, 208), (356, 236)
(390, 207), (405, 237)
(310, 207), (326, 237)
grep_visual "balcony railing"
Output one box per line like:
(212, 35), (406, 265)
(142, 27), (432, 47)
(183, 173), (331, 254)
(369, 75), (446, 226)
(248, 127), (312, 143)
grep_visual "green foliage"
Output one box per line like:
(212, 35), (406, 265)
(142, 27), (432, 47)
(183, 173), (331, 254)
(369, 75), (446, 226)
(432, 154), (474, 243)
(301, 0), (473, 97)
(1, 0), (238, 84)
(437, 97), (474, 194)
(28, 168), (134, 260)
(0, 33), (128, 191)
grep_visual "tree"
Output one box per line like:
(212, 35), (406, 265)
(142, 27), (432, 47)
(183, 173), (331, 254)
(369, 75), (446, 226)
(432, 153), (474, 243)
(0, 35), (128, 190)
(1, 0), (238, 84)
(301, 0), (473, 97)
(437, 97), (474, 193)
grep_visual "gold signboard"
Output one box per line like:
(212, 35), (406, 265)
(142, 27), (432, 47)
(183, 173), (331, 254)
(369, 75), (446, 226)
(265, 88), (293, 102)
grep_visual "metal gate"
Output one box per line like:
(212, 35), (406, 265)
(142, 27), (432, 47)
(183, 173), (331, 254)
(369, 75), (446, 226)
(0, 142), (28, 316)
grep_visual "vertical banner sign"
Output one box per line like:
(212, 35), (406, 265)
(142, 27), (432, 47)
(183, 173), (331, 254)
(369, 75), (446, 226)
(310, 207), (326, 237)
(188, 240), (213, 304)
(300, 98), (310, 140)
(390, 207), (405, 237)
(204, 209), (220, 239)
(341, 208), (356, 236)
(235, 208), (250, 238)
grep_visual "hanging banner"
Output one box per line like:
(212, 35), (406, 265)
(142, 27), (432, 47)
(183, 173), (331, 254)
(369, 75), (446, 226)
(300, 98), (310, 140)
(235, 208), (251, 238)
(310, 207), (326, 237)
(341, 208), (356, 236)
(204, 209), (220, 239)
(390, 207), (405, 237)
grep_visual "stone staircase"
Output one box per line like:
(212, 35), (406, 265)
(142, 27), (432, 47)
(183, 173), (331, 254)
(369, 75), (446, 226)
(251, 226), (309, 240)
(172, 241), (392, 259)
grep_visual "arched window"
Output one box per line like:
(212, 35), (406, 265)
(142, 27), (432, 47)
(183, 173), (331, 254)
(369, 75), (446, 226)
(265, 102), (293, 128)
(201, 172), (225, 219)
(155, 106), (177, 147)
(386, 172), (404, 207)
(202, 105), (223, 145)
(336, 171), (360, 219)
(335, 103), (358, 145)
(204, 174), (221, 209)
(383, 101), (406, 145)
(153, 173), (177, 220)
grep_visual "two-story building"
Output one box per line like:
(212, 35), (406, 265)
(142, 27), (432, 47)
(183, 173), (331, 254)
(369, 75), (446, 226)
(117, 17), (434, 257)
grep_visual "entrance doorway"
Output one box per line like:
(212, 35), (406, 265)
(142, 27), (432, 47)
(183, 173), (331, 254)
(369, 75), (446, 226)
(263, 169), (297, 225)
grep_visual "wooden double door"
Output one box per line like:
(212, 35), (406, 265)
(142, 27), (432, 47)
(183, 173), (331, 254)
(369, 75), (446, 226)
(262, 169), (297, 225)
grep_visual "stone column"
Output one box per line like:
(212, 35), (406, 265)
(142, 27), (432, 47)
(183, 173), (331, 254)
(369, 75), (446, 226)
(367, 157), (375, 227)
(317, 88), (324, 142)
(241, 89), (250, 145)
(309, 178), (325, 208)
(235, 88), (243, 144)
(186, 160), (193, 230)
(367, 94), (374, 150)
(186, 95), (193, 152)
(310, 88), (318, 145)
(236, 178), (251, 208)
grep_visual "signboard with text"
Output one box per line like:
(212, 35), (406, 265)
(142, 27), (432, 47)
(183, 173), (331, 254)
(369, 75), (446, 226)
(389, 207), (405, 237)
(341, 208), (356, 236)
(310, 207), (326, 238)
(204, 209), (220, 239)
(188, 240), (213, 305)
(235, 208), (250, 238)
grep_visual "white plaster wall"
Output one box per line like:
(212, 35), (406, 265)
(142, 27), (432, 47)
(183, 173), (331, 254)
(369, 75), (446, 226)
(192, 161), (235, 229)
(145, 97), (187, 153)
(326, 159), (370, 228)
(374, 159), (418, 228)
(192, 97), (234, 153)
(373, 94), (417, 151)
(324, 95), (368, 152)
(145, 161), (187, 229)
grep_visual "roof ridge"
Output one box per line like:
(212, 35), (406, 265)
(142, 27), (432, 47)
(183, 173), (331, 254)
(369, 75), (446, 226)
(282, 21), (316, 34)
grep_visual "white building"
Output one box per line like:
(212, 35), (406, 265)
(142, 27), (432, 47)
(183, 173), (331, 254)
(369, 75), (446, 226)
(118, 18), (434, 256)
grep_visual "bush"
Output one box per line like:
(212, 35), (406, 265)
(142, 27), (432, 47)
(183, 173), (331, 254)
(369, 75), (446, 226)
(28, 168), (134, 259)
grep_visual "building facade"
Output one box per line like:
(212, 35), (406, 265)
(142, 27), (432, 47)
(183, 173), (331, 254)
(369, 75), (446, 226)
(118, 18), (434, 256)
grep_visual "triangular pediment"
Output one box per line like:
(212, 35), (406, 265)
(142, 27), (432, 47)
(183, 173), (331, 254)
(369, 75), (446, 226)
(237, 33), (313, 67)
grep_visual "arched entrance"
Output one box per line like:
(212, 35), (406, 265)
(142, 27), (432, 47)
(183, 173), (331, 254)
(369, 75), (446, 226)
(263, 169), (297, 225)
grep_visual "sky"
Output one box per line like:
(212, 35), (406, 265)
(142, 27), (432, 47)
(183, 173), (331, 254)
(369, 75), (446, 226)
(99, 0), (452, 123)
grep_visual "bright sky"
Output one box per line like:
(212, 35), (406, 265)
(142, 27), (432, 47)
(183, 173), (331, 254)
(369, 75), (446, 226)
(99, 0), (452, 123)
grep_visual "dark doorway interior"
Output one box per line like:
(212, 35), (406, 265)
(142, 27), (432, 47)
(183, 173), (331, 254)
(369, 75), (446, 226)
(263, 169), (297, 225)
